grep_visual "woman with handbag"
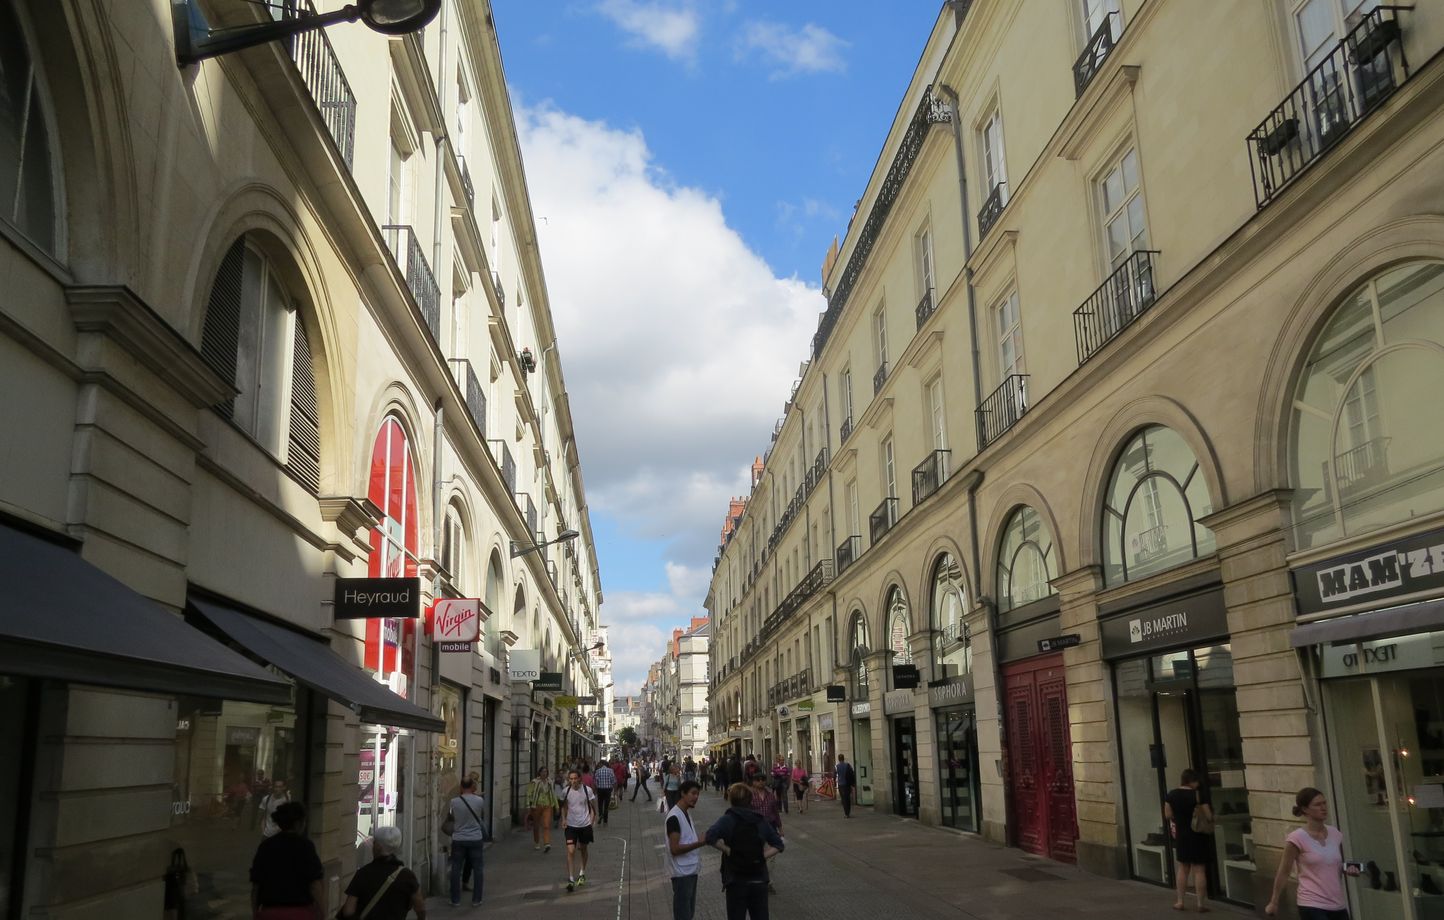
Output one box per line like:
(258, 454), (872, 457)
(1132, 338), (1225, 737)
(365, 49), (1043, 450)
(526, 767), (558, 852)
(1163, 768), (1214, 913)
(445, 777), (489, 907)
(338, 826), (423, 920)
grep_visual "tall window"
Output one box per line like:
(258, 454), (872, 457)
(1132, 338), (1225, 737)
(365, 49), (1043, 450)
(916, 226), (935, 302)
(1101, 426), (1216, 585)
(365, 417), (420, 696)
(0, 0), (57, 253)
(849, 611), (870, 699)
(1099, 148), (1148, 272)
(980, 108), (1008, 205)
(1294, 0), (1379, 71)
(440, 503), (467, 591)
(928, 377), (948, 454)
(996, 505), (1058, 613)
(1081, 0), (1121, 41)
(841, 367), (854, 424)
(882, 436), (896, 498)
(874, 306), (889, 373)
(995, 291), (1025, 381)
(846, 480), (859, 537)
(1290, 261), (1444, 550)
(387, 136), (410, 226)
(887, 587), (912, 668)
(930, 554), (970, 680)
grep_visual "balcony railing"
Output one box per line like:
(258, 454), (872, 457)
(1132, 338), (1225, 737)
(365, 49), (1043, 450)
(273, 1), (356, 168)
(976, 374), (1030, 450)
(1073, 12), (1121, 97)
(1247, 6), (1409, 208)
(912, 449), (951, 505)
(873, 361), (889, 396)
(1331, 436), (1393, 498)
(869, 497), (900, 545)
(1073, 249), (1160, 364)
(840, 416), (855, 443)
(978, 182), (1007, 240)
(488, 439), (516, 492)
(836, 535), (862, 575)
(457, 155), (475, 210)
(915, 288), (936, 330)
(449, 359), (487, 439)
(381, 225), (441, 344)
(517, 493), (538, 539)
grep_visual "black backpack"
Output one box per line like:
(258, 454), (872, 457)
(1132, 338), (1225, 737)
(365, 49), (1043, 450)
(722, 815), (766, 880)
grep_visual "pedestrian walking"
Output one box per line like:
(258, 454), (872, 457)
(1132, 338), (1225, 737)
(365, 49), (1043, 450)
(683, 757), (697, 783)
(1162, 768), (1213, 913)
(1265, 787), (1361, 918)
(790, 761), (810, 814)
(338, 826), (425, 920)
(705, 783), (784, 920)
(446, 777), (488, 908)
(594, 760), (617, 824)
(258, 778), (292, 838)
(632, 759), (653, 801)
(769, 757), (790, 815)
(748, 772), (783, 893)
(612, 758), (629, 808)
(248, 801), (323, 920)
(561, 769), (598, 892)
(834, 754), (856, 818)
(664, 762), (683, 810)
(553, 767), (568, 829)
(525, 767), (558, 852)
(665, 781), (709, 920)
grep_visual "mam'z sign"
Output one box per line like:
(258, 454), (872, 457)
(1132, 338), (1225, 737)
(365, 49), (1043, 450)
(1292, 525), (1444, 615)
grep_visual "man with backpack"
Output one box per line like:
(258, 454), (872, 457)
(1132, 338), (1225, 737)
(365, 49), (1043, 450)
(705, 783), (784, 920)
(560, 770), (597, 892)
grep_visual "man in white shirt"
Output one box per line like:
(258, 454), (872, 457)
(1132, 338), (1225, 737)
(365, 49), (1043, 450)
(664, 781), (708, 920)
(560, 770), (597, 892)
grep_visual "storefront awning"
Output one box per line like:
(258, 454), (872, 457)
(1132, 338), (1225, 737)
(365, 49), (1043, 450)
(1290, 598), (1444, 648)
(0, 522), (292, 704)
(192, 598), (445, 733)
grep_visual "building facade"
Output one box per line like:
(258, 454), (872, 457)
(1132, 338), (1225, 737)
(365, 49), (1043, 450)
(706, 2), (1444, 918)
(0, 0), (605, 915)
(678, 619), (711, 759)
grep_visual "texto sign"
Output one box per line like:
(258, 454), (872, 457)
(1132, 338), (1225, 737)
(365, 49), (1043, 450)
(334, 577), (420, 619)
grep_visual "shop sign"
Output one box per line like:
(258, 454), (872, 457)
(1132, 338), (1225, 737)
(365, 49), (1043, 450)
(577, 696), (597, 705)
(1293, 525), (1444, 614)
(1037, 634), (1081, 653)
(1320, 633), (1442, 678)
(795, 698), (814, 711)
(429, 598), (482, 643)
(1100, 587), (1228, 659)
(508, 649), (541, 683)
(818, 713), (835, 731)
(437, 641), (474, 653)
(826, 685), (846, 702)
(533, 671), (564, 691)
(335, 577), (421, 619)
(892, 664), (920, 689)
(555, 695), (579, 708)
(883, 688), (914, 716)
(929, 675), (974, 708)
(850, 700), (872, 718)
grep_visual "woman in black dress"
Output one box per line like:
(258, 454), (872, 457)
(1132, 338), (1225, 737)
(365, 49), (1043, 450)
(1163, 768), (1214, 913)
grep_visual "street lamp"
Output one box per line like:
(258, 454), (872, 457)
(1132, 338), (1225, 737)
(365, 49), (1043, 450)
(510, 528), (579, 559)
(173, 0), (442, 66)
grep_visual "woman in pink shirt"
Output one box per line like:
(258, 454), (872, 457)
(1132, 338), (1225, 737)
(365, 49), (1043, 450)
(1265, 787), (1359, 919)
(790, 761), (810, 814)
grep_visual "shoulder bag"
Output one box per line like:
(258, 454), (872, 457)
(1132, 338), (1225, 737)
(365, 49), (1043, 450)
(1190, 789), (1215, 834)
(338, 865), (402, 920)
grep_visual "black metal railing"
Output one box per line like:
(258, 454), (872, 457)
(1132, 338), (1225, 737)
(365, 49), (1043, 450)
(840, 416), (855, 443)
(516, 493), (538, 538)
(869, 497), (899, 544)
(912, 449), (951, 505)
(449, 359), (487, 438)
(1073, 12), (1121, 97)
(976, 374), (1030, 450)
(381, 225), (441, 344)
(489, 439), (516, 492)
(1073, 249), (1160, 364)
(915, 288), (936, 330)
(1332, 436), (1393, 497)
(873, 361), (889, 396)
(978, 181), (1007, 240)
(1247, 7), (1409, 208)
(457, 155), (475, 210)
(837, 535), (862, 575)
(492, 270), (505, 306)
(272, 1), (357, 168)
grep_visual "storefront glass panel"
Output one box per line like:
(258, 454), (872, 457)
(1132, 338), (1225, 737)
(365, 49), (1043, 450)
(935, 706), (978, 831)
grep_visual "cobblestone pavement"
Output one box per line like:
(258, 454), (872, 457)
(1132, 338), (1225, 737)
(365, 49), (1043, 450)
(427, 780), (1249, 918)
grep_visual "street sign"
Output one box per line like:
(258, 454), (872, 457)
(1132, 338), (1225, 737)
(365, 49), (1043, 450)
(892, 664), (920, 689)
(577, 695), (597, 705)
(826, 685), (846, 702)
(334, 577), (420, 619)
(1037, 634), (1082, 653)
(555, 695), (579, 708)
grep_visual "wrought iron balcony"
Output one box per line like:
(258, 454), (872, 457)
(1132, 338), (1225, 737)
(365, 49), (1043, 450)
(491, 269), (505, 306)
(873, 361), (889, 396)
(840, 416), (855, 443)
(273, 0), (356, 168)
(869, 497), (900, 545)
(978, 181), (1007, 240)
(912, 449), (951, 505)
(915, 288), (936, 330)
(449, 359), (487, 439)
(381, 225), (441, 345)
(975, 374), (1030, 450)
(836, 535), (862, 575)
(488, 439), (516, 492)
(1073, 249), (1160, 364)
(457, 155), (475, 210)
(1332, 436), (1393, 499)
(1073, 12), (1121, 97)
(1247, 6), (1409, 208)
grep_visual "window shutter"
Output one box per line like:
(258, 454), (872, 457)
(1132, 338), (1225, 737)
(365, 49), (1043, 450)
(200, 239), (245, 418)
(286, 320), (321, 494)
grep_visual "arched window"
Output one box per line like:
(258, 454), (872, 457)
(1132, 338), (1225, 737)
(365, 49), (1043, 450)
(887, 587), (912, 667)
(365, 417), (419, 696)
(930, 553), (970, 680)
(0, 0), (59, 253)
(200, 237), (321, 492)
(996, 505), (1057, 612)
(440, 502), (467, 592)
(1101, 426), (1216, 585)
(1291, 261), (1444, 550)
(848, 610), (870, 699)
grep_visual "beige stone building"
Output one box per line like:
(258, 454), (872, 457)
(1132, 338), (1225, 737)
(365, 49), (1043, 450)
(0, 0), (606, 915)
(706, 1), (1444, 917)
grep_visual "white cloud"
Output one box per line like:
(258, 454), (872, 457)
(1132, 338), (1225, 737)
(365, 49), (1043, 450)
(736, 20), (848, 79)
(595, 0), (701, 62)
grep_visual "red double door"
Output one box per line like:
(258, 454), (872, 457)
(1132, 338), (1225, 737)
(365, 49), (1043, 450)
(1003, 655), (1077, 863)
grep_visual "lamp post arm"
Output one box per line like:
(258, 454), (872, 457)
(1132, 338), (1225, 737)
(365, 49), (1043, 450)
(175, 1), (361, 65)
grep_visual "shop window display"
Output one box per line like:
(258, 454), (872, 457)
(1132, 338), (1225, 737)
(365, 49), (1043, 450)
(936, 707), (979, 831)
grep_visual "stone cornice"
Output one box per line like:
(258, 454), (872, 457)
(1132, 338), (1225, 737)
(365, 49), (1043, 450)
(319, 496), (384, 541)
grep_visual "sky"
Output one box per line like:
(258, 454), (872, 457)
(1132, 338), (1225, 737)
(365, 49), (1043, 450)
(491, 1), (944, 696)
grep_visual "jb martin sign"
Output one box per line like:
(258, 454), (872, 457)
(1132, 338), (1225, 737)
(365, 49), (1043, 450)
(1293, 525), (1444, 615)
(1100, 586), (1228, 660)
(334, 577), (420, 619)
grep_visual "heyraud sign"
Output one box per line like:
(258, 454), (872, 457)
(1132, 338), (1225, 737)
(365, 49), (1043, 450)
(334, 577), (420, 619)
(1292, 524), (1444, 615)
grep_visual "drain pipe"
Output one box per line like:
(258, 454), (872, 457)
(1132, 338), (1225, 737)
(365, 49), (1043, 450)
(936, 83), (983, 439)
(431, 1), (450, 314)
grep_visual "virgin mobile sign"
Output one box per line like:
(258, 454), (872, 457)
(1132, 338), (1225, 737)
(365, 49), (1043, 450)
(429, 598), (483, 649)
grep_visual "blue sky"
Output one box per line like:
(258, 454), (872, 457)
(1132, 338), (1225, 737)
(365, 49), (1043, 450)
(492, 1), (943, 695)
